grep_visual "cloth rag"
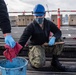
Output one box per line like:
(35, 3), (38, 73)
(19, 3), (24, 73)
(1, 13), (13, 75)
(3, 42), (22, 62)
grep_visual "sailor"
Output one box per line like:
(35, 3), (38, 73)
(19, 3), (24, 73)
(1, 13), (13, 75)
(0, 0), (16, 48)
(19, 4), (67, 71)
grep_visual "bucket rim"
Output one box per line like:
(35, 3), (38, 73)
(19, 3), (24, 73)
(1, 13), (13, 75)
(0, 57), (28, 70)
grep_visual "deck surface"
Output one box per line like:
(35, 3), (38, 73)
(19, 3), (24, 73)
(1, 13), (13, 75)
(0, 57), (76, 75)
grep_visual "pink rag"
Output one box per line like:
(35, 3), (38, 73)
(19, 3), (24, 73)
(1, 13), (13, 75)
(3, 42), (22, 62)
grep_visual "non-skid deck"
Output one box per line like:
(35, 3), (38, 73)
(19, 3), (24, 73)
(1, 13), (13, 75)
(0, 57), (76, 75)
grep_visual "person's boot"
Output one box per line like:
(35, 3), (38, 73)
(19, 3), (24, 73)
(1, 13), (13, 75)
(51, 55), (67, 72)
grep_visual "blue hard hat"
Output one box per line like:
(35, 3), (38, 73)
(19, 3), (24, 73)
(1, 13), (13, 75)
(33, 4), (45, 16)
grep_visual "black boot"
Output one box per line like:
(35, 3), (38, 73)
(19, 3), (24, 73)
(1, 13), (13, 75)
(51, 55), (67, 72)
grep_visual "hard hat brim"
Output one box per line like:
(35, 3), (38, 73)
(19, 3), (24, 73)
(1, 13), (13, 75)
(34, 13), (44, 16)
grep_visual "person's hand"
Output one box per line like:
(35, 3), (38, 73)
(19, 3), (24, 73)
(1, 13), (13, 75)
(48, 37), (56, 46)
(4, 34), (16, 48)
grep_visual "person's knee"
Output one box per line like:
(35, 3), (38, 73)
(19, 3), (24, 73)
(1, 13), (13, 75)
(30, 59), (45, 68)
(29, 46), (45, 68)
